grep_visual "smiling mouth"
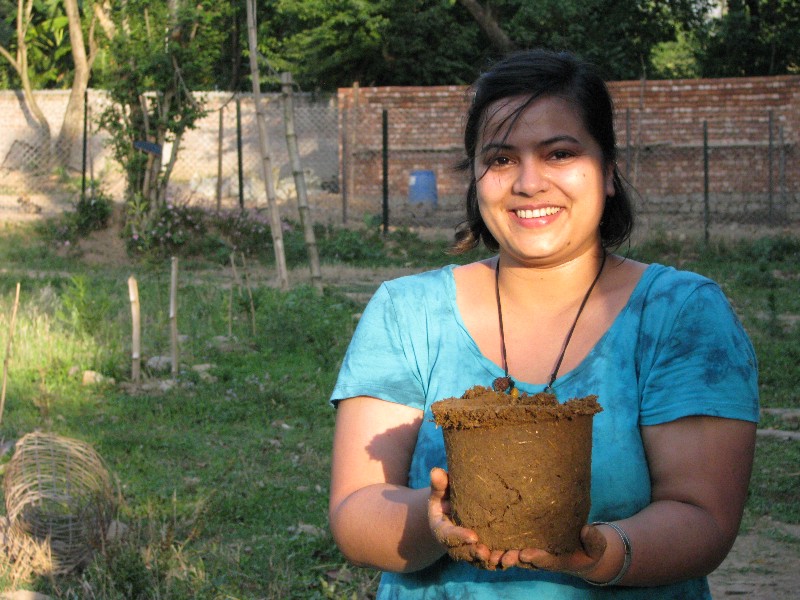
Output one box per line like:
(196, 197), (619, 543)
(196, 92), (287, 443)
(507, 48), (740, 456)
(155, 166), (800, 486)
(514, 207), (561, 219)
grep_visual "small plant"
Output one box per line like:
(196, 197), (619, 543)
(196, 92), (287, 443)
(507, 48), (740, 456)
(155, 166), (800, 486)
(125, 201), (208, 258)
(71, 185), (114, 236)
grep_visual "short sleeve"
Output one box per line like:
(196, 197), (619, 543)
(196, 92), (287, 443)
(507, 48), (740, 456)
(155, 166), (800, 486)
(330, 283), (426, 410)
(640, 281), (759, 425)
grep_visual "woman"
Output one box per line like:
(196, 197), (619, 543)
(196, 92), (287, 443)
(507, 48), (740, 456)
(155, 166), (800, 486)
(328, 49), (758, 599)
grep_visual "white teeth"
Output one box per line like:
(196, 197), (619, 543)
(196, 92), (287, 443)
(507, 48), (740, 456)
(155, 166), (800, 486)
(515, 207), (560, 219)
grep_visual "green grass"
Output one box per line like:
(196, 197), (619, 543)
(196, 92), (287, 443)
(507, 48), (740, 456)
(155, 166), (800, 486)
(0, 219), (797, 598)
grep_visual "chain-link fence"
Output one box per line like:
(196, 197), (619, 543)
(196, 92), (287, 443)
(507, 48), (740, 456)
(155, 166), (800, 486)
(615, 108), (798, 242)
(0, 89), (342, 226)
(338, 98), (799, 241)
(1, 87), (797, 241)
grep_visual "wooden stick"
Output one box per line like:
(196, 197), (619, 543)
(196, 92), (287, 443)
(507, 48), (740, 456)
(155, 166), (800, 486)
(0, 283), (21, 426)
(240, 252), (257, 335)
(281, 71), (322, 292)
(229, 252), (243, 293)
(128, 276), (141, 382)
(170, 257), (179, 377)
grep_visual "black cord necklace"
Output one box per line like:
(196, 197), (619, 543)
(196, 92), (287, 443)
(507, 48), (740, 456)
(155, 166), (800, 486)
(492, 251), (607, 395)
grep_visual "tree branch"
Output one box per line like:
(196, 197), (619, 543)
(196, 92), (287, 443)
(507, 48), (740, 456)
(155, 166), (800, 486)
(457, 0), (516, 53)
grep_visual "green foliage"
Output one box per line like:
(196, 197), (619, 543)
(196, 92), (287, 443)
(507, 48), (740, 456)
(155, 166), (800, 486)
(56, 274), (113, 337)
(650, 29), (703, 79)
(698, 0), (800, 77)
(255, 285), (359, 368)
(125, 201), (211, 258)
(5, 0), (800, 97)
(70, 185), (114, 236)
(97, 1), (232, 206)
(1, 0), (73, 89)
(747, 438), (800, 523)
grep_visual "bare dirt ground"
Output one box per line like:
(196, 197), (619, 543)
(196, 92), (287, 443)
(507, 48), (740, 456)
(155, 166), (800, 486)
(1, 192), (799, 599)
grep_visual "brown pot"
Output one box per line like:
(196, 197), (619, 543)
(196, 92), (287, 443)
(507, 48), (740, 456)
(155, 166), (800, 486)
(431, 386), (602, 555)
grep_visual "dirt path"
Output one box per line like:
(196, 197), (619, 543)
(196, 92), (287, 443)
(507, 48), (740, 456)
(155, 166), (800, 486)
(708, 518), (800, 599)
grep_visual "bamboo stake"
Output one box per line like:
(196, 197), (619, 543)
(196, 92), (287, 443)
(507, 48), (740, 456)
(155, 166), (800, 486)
(128, 276), (141, 382)
(281, 71), (322, 292)
(229, 252), (243, 291)
(240, 252), (257, 335)
(245, 0), (289, 290)
(1, 283), (21, 426)
(228, 253), (240, 337)
(169, 257), (179, 377)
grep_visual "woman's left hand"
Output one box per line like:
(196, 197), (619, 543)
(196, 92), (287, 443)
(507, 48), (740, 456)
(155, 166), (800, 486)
(514, 524), (608, 576)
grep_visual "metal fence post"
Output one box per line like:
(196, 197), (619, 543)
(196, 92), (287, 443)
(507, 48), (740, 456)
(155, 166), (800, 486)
(768, 110), (774, 223)
(382, 109), (389, 235)
(625, 108), (631, 180)
(703, 120), (710, 244)
(341, 109), (348, 223)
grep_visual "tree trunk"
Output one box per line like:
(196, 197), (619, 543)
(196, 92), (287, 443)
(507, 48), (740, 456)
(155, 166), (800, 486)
(0, 0), (51, 155)
(58, 0), (92, 169)
(457, 0), (516, 54)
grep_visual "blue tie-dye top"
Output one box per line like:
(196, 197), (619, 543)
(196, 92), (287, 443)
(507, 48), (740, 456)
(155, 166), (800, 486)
(330, 263), (759, 600)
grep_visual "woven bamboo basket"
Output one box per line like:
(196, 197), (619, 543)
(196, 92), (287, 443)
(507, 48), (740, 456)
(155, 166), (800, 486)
(3, 431), (117, 575)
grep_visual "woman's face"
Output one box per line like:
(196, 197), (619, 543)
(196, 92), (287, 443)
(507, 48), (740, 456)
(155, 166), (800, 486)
(474, 95), (614, 267)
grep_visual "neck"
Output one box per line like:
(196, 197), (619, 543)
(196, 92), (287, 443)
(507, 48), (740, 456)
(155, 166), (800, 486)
(493, 249), (608, 393)
(495, 249), (608, 310)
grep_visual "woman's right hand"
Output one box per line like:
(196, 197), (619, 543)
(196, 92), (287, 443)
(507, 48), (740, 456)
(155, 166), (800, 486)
(429, 467), (506, 569)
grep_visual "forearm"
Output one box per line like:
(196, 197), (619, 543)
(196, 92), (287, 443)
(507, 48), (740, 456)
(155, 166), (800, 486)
(329, 483), (447, 573)
(587, 500), (737, 586)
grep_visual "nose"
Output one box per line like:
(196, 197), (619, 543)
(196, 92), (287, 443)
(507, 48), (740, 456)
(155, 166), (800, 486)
(511, 157), (548, 197)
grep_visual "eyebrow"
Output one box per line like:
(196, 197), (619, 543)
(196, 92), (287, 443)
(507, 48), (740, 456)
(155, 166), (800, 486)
(478, 134), (582, 155)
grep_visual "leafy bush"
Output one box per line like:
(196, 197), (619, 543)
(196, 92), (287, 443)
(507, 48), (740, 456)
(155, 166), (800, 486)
(71, 186), (114, 236)
(125, 202), (211, 258)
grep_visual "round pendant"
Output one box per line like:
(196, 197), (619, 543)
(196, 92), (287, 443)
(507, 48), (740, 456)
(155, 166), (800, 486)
(492, 376), (514, 393)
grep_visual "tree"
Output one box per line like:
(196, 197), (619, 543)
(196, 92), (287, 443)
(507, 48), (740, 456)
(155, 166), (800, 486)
(699, 0), (800, 77)
(98, 0), (231, 208)
(463, 0), (714, 80)
(57, 0), (115, 168)
(0, 0), (52, 150)
(251, 0), (489, 90)
(456, 0), (515, 54)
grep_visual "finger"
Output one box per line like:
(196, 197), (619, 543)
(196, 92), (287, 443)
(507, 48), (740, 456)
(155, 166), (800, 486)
(518, 547), (549, 566)
(429, 467), (449, 494)
(499, 549), (521, 569)
(486, 548), (505, 569)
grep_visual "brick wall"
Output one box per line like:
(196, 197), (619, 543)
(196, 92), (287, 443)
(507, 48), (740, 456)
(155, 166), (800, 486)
(338, 76), (800, 218)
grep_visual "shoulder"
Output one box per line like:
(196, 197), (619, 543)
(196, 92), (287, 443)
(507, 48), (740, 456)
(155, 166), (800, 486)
(637, 263), (725, 310)
(363, 265), (456, 323)
(379, 265), (455, 303)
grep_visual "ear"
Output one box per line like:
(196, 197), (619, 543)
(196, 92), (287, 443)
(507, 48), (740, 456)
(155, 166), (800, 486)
(604, 163), (616, 198)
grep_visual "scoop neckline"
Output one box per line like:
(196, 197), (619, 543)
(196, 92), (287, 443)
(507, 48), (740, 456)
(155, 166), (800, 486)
(445, 262), (660, 390)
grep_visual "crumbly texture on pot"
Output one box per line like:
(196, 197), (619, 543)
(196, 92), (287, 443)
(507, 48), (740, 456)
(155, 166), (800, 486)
(431, 385), (602, 430)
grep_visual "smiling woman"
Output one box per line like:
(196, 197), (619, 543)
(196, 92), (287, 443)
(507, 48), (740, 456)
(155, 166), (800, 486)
(472, 95), (614, 268)
(328, 48), (759, 600)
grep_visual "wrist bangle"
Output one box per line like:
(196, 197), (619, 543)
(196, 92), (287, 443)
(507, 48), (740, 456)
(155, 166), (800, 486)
(583, 521), (632, 587)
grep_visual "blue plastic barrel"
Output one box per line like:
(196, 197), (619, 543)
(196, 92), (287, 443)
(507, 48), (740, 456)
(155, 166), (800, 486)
(408, 170), (438, 205)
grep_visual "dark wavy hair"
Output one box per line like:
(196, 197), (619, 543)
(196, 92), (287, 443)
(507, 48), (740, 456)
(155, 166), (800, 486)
(451, 49), (634, 254)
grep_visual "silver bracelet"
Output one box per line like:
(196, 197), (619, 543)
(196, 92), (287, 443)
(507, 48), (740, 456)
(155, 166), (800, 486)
(583, 521), (633, 586)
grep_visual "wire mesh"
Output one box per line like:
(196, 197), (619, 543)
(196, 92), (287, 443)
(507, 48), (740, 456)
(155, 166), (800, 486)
(3, 431), (117, 576)
(0, 87), (797, 241)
